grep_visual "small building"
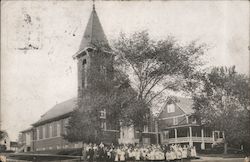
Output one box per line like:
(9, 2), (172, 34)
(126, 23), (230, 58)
(10, 141), (18, 152)
(0, 131), (10, 151)
(19, 128), (33, 152)
(158, 97), (224, 150)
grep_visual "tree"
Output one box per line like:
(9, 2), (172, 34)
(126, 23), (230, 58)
(0, 131), (6, 141)
(111, 31), (207, 142)
(192, 66), (250, 154)
(113, 31), (206, 108)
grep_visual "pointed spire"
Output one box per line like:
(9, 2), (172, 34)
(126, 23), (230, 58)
(93, 0), (95, 11)
(77, 2), (109, 54)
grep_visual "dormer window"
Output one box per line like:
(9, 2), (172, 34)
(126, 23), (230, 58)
(167, 104), (175, 113)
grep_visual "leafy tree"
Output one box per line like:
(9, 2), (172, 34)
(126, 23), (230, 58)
(0, 131), (5, 141)
(113, 31), (206, 107)
(192, 66), (250, 154)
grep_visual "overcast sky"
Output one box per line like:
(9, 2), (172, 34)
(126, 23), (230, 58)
(1, 0), (249, 140)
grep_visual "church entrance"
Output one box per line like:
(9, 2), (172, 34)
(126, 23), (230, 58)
(118, 126), (139, 144)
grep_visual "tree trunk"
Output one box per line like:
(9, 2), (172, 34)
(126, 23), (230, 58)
(224, 142), (228, 154)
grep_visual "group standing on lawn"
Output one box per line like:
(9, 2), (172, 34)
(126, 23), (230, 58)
(82, 143), (197, 162)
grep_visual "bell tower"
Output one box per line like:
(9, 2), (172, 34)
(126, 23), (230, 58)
(73, 4), (112, 106)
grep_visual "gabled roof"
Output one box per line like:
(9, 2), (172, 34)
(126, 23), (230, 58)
(33, 98), (77, 126)
(20, 127), (33, 133)
(175, 97), (194, 114)
(77, 5), (109, 54)
(158, 97), (194, 117)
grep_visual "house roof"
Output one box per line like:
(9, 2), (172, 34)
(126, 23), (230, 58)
(77, 5), (109, 54)
(33, 98), (77, 126)
(157, 97), (194, 117)
(20, 127), (33, 133)
(175, 97), (194, 114)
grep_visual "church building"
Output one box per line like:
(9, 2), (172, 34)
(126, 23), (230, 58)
(19, 4), (157, 152)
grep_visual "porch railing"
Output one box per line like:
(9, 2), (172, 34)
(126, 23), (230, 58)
(163, 136), (214, 144)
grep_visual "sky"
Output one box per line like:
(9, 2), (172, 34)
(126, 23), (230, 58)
(1, 0), (249, 140)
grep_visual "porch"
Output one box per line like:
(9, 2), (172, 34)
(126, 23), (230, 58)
(160, 126), (224, 150)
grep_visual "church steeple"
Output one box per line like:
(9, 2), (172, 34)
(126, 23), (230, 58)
(75, 4), (112, 106)
(77, 3), (109, 55)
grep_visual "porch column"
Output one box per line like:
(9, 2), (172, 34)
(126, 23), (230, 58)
(155, 120), (159, 145)
(212, 131), (215, 148)
(201, 128), (205, 150)
(189, 127), (193, 146)
(212, 131), (215, 142)
(174, 128), (178, 143)
(222, 131), (225, 139)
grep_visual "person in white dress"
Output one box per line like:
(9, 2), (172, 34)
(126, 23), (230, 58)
(182, 145), (188, 159)
(165, 150), (172, 161)
(120, 148), (126, 161)
(170, 148), (177, 161)
(191, 146), (197, 158)
(176, 147), (182, 160)
(115, 148), (121, 161)
(158, 150), (165, 160)
(127, 148), (133, 160)
(135, 148), (140, 161)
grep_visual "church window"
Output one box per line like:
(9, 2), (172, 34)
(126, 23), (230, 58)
(143, 125), (149, 132)
(39, 126), (43, 139)
(100, 109), (106, 119)
(167, 104), (175, 113)
(49, 124), (52, 138)
(45, 124), (49, 138)
(52, 122), (57, 137)
(63, 118), (69, 135)
(36, 128), (39, 140)
(101, 121), (106, 130)
(82, 59), (87, 88)
(100, 65), (107, 79)
(43, 126), (46, 139)
(57, 121), (61, 137)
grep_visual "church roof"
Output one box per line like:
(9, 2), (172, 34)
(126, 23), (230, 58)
(33, 98), (77, 126)
(77, 5), (109, 54)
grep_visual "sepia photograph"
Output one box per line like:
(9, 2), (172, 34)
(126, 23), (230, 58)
(0, 0), (249, 161)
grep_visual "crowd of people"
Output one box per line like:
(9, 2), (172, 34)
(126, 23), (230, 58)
(82, 143), (197, 162)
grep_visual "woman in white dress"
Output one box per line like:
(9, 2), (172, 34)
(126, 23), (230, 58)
(115, 148), (121, 161)
(158, 150), (165, 160)
(120, 148), (126, 161)
(170, 148), (177, 161)
(135, 149), (141, 161)
(176, 147), (182, 160)
(191, 146), (197, 158)
(165, 150), (172, 161)
(182, 145), (188, 159)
